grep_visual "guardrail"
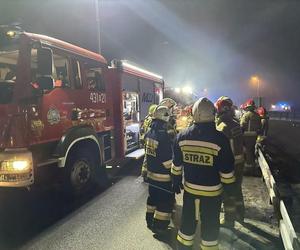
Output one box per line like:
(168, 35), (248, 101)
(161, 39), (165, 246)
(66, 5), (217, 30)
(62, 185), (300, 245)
(257, 146), (300, 250)
(269, 111), (300, 122)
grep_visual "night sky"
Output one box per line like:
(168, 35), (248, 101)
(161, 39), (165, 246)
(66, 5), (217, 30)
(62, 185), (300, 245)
(1, 0), (300, 108)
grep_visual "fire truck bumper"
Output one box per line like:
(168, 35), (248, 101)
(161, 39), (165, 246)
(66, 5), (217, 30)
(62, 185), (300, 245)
(0, 149), (34, 187)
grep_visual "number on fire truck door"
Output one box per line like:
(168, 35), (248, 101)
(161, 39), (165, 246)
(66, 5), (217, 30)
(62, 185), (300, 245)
(90, 92), (106, 104)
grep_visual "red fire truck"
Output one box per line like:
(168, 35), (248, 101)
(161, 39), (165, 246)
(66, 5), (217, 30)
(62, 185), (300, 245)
(0, 26), (164, 194)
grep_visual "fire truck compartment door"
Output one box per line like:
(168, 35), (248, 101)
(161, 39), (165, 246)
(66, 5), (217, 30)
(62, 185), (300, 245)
(122, 74), (138, 92)
(139, 78), (156, 120)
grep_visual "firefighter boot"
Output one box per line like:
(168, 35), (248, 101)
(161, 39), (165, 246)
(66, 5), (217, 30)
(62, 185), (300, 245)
(221, 195), (236, 228)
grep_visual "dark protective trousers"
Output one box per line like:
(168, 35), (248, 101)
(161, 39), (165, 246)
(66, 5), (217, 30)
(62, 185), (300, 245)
(146, 181), (174, 232)
(244, 135), (257, 167)
(223, 162), (245, 223)
(177, 191), (221, 250)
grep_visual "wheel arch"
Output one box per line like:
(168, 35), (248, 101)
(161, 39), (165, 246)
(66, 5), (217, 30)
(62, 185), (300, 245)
(56, 126), (103, 168)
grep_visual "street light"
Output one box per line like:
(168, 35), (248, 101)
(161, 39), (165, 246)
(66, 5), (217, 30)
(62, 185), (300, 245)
(250, 75), (260, 98)
(95, 0), (101, 54)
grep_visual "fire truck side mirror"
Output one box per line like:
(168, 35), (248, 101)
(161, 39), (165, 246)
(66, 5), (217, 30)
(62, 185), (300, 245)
(37, 48), (54, 91)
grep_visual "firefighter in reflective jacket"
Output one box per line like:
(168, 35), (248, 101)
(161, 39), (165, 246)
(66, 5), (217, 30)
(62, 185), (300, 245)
(215, 96), (245, 226)
(159, 98), (177, 140)
(140, 104), (158, 146)
(240, 99), (261, 170)
(256, 106), (269, 143)
(172, 98), (235, 250)
(142, 105), (175, 234)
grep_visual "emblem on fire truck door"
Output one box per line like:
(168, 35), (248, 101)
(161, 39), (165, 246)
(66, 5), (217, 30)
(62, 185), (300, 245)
(47, 108), (61, 125)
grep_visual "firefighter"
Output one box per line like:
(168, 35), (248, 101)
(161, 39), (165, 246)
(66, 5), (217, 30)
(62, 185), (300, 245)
(215, 96), (245, 226)
(215, 96), (233, 126)
(142, 105), (175, 234)
(240, 99), (261, 172)
(140, 104), (158, 146)
(215, 96), (240, 124)
(159, 98), (177, 140)
(256, 106), (269, 143)
(172, 97), (235, 250)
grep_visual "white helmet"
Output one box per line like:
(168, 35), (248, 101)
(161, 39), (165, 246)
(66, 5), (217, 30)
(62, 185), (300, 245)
(159, 98), (176, 109)
(153, 105), (171, 123)
(192, 97), (215, 123)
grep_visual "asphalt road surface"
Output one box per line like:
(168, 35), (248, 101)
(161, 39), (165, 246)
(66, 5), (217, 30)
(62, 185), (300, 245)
(0, 160), (282, 250)
(0, 122), (293, 250)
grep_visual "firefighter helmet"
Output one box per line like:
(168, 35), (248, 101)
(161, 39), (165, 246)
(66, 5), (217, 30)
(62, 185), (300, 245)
(192, 97), (215, 123)
(244, 99), (256, 109)
(159, 98), (176, 109)
(257, 106), (267, 117)
(215, 96), (233, 114)
(148, 104), (158, 116)
(216, 96), (233, 106)
(153, 105), (171, 122)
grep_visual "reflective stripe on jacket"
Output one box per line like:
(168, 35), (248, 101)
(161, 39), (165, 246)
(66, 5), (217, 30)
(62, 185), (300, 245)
(216, 114), (244, 164)
(172, 122), (235, 197)
(144, 119), (173, 183)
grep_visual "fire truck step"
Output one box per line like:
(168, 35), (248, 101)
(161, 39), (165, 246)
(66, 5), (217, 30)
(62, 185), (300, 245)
(125, 149), (145, 159)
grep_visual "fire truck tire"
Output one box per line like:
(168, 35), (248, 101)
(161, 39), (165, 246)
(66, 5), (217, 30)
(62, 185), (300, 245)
(63, 147), (97, 196)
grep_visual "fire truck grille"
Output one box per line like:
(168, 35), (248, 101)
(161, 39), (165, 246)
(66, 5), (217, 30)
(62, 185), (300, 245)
(0, 173), (32, 182)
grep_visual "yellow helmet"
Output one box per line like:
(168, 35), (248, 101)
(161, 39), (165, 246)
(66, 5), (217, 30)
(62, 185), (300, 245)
(153, 105), (171, 123)
(148, 104), (158, 115)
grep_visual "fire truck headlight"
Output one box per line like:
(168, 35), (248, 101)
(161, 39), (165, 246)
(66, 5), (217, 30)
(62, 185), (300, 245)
(235, 110), (241, 118)
(0, 150), (33, 185)
(1, 160), (30, 172)
(0, 149), (33, 174)
(12, 160), (29, 171)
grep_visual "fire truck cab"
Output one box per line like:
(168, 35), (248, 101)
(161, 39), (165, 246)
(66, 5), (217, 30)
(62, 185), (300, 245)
(0, 26), (163, 194)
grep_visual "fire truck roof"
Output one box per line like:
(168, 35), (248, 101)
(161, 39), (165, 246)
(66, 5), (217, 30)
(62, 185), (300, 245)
(111, 60), (164, 83)
(23, 32), (107, 65)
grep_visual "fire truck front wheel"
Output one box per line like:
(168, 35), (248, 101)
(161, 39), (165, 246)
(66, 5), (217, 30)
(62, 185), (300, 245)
(64, 147), (97, 196)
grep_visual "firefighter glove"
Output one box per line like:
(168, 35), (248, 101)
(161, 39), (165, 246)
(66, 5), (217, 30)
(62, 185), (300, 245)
(141, 169), (148, 182)
(223, 182), (236, 197)
(173, 182), (183, 194)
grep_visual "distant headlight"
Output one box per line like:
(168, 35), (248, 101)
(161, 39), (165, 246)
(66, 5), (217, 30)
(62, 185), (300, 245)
(181, 116), (188, 121)
(235, 110), (241, 117)
(6, 30), (16, 38)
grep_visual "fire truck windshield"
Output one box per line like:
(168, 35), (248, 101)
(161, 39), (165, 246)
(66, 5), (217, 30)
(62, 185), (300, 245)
(0, 50), (19, 104)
